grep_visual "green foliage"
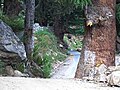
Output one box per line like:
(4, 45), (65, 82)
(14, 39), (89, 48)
(56, 0), (92, 8)
(0, 10), (24, 31)
(67, 7), (85, 35)
(68, 17), (85, 35)
(33, 29), (67, 78)
(42, 53), (52, 78)
(116, 3), (120, 36)
(15, 62), (25, 72)
(35, 0), (92, 24)
(74, 0), (92, 8)
(64, 34), (83, 50)
(116, 3), (120, 24)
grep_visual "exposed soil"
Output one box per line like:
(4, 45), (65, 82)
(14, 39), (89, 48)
(0, 77), (120, 90)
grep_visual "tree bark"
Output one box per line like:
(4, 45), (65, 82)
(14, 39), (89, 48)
(0, 0), (1, 9)
(24, 0), (35, 58)
(3, 0), (22, 17)
(24, 0), (35, 76)
(53, 16), (65, 42)
(75, 0), (116, 78)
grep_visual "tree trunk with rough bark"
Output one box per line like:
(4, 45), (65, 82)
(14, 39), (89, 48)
(75, 0), (116, 78)
(24, 0), (35, 76)
(53, 16), (65, 42)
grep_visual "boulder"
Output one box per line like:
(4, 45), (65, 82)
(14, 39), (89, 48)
(105, 65), (120, 86)
(107, 71), (120, 86)
(0, 20), (26, 63)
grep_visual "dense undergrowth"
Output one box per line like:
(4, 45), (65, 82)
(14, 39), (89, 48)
(64, 34), (83, 51)
(33, 29), (67, 78)
(0, 10), (24, 31)
(0, 10), (67, 77)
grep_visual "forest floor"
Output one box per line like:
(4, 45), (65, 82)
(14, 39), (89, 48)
(0, 51), (120, 90)
(0, 77), (119, 90)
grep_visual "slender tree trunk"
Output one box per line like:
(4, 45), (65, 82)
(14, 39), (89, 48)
(24, 0), (35, 76)
(0, 0), (1, 9)
(53, 16), (65, 42)
(3, 0), (21, 17)
(75, 0), (116, 78)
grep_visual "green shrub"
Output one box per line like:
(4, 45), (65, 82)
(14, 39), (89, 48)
(0, 10), (24, 31)
(42, 53), (52, 78)
(33, 29), (67, 78)
(64, 34), (83, 50)
(15, 62), (25, 73)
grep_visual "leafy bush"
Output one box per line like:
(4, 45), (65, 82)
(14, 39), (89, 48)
(33, 29), (67, 78)
(0, 10), (24, 31)
(64, 34), (83, 50)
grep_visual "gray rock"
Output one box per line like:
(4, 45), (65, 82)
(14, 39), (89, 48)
(115, 55), (120, 66)
(14, 70), (29, 77)
(5, 66), (29, 77)
(96, 64), (107, 82)
(5, 66), (14, 76)
(0, 20), (26, 63)
(107, 71), (120, 86)
(14, 31), (24, 40)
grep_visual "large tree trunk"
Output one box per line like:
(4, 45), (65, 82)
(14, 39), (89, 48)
(3, 0), (22, 17)
(75, 0), (116, 78)
(24, 0), (35, 76)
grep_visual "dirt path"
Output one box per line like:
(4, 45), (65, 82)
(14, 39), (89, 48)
(0, 77), (120, 90)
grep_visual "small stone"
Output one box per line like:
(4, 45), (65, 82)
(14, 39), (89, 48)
(14, 70), (24, 77)
(5, 66), (14, 76)
(94, 64), (107, 82)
